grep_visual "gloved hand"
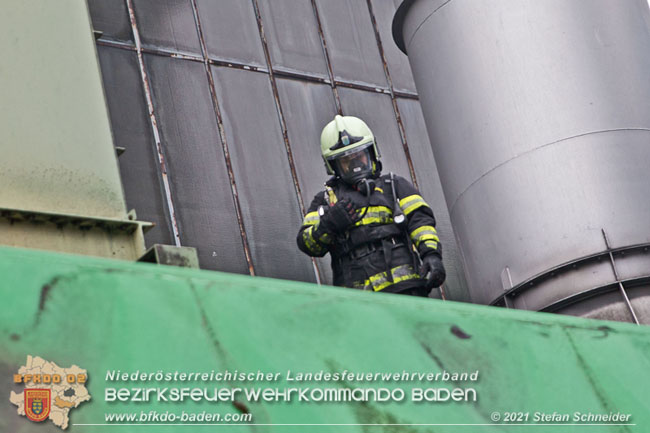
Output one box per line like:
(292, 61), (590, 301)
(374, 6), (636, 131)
(317, 198), (359, 235)
(420, 254), (446, 289)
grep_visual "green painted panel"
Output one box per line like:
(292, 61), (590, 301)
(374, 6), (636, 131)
(1, 246), (648, 432)
(0, 0), (126, 218)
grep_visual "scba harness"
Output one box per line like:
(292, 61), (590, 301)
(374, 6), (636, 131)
(325, 173), (426, 293)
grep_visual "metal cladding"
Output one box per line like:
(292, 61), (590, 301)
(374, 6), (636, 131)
(2, 245), (650, 428)
(393, 0), (650, 322)
(0, 0), (149, 260)
(89, 0), (470, 299)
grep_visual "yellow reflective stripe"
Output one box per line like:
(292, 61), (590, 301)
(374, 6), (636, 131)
(302, 211), (320, 226)
(302, 226), (327, 254)
(399, 194), (429, 215)
(410, 225), (439, 247)
(411, 225), (438, 238)
(423, 240), (438, 250)
(399, 194), (422, 207)
(354, 206), (393, 226)
(374, 187), (384, 193)
(316, 226), (331, 244)
(353, 264), (421, 292)
(326, 186), (337, 205)
(403, 201), (428, 215)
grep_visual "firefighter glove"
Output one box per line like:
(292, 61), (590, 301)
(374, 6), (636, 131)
(421, 254), (446, 289)
(318, 199), (359, 235)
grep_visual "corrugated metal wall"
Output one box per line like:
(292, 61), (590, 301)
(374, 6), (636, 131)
(88, 0), (469, 300)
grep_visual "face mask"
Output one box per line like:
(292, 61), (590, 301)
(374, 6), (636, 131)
(334, 148), (373, 185)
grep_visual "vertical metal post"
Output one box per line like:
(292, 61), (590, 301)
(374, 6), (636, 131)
(189, 0), (256, 276)
(310, 0), (343, 114)
(601, 229), (640, 325)
(125, 0), (182, 247)
(500, 266), (514, 308)
(249, 0), (323, 284)
(366, 0), (419, 188)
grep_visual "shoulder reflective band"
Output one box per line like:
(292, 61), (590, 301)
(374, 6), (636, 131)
(352, 264), (420, 292)
(399, 194), (429, 216)
(410, 225), (439, 248)
(302, 211), (320, 227)
(353, 206), (393, 226)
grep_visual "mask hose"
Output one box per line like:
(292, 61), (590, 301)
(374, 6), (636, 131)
(354, 179), (375, 220)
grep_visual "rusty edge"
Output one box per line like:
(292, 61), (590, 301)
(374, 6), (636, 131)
(250, 0), (323, 285)
(125, 0), (182, 247)
(189, 0), (256, 276)
(96, 39), (419, 100)
(366, 0), (418, 189)
(310, 0), (343, 114)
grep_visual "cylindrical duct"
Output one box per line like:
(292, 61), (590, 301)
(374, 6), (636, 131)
(393, 0), (650, 323)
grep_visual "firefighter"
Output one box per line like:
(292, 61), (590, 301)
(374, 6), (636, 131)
(297, 115), (446, 296)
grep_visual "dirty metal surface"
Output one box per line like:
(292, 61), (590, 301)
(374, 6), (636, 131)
(0, 246), (649, 432)
(313, 0), (388, 88)
(87, 0), (467, 293)
(87, 0), (132, 43)
(97, 46), (175, 247)
(210, 66), (317, 283)
(256, 0), (329, 79)
(138, 244), (200, 269)
(131, 0), (201, 55)
(396, 98), (470, 302)
(194, 0), (266, 67)
(0, 0), (127, 219)
(366, 0), (416, 94)
(143, 55), (250, 275)
(275, 77), (338, 284)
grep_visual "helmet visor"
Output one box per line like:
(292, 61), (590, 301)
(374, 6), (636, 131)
(329, 146), (373, 184)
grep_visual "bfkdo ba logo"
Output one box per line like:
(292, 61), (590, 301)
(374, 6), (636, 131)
(25, 389), (51, 422)
(10, 355), (91, 430)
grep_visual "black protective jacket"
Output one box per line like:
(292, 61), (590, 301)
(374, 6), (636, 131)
(297, 173), (441, 294)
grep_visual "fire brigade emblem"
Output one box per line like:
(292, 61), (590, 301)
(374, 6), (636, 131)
(24, 389), (51, 422)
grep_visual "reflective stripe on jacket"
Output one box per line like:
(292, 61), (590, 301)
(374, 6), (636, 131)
(297, 174), (440, 292)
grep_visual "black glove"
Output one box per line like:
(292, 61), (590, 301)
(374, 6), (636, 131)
(420, 254), (446, 289)
(317, 198), (359, 235)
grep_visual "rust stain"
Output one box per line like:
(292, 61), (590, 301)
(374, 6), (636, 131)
(250, 0), (323, 284)
(35, 276), (63, 326)
(366, 0), (418, 188)
(393, 90), (419, 100)
(310, 0), (342, 114)
(272, 68), (329, 84)
(187, 283), (260, 422)
(232, 400), (250, 414)
(563, 329), (631, 432)
(334, 80), (391, 94)
(208, 58), (264, 73)
(418, 341), (446, 370)
(96, 36), (405, 97)
(189, 0), (256, 276)
(126, 0), (182, 247)
(450, 325), (471, 339)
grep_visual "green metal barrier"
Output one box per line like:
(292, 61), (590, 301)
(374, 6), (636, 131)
(1, 246), (648, 432)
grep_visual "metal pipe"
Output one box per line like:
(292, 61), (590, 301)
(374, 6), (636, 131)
(393, 0), (650, 321)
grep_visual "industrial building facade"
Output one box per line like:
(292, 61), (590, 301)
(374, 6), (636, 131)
(88, 0), (470, 300)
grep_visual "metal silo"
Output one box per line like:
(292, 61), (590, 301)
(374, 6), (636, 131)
(393, 0), (650, 322)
